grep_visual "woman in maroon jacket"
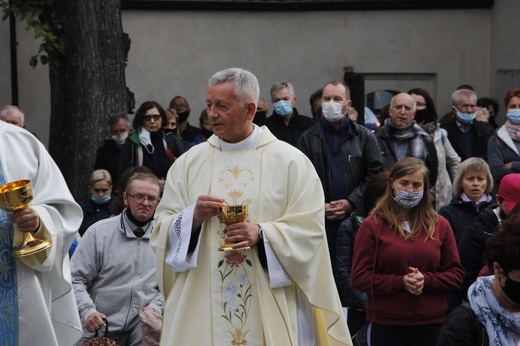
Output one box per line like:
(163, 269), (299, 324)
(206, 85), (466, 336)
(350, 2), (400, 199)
(351, 157), (464, 346)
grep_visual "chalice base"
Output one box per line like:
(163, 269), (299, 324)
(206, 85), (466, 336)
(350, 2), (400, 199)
(12, 237), (52, 257)
(218, 242), (251, 252)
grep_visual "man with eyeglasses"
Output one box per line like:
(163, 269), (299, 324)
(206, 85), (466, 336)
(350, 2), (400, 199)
(71, 173), (165, 346)
(441, 89), (494, 161)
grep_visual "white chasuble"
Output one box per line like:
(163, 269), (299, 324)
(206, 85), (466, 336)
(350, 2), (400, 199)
(210, 149), (263, 345)
(153, 127), (352, 346)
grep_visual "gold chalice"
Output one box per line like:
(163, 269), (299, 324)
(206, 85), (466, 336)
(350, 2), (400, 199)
(0, 180), (52, 257)
(217, 205), (250, 251)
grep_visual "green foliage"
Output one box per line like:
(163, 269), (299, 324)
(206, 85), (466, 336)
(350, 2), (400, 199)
(0, 0), (63, 70)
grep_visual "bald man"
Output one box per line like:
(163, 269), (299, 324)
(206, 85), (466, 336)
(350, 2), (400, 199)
(0, 105), (25, 128)
(375, 93), (438, 186)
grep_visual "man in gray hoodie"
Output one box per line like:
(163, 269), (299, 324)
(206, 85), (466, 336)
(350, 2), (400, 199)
(71, 172), (164, 346)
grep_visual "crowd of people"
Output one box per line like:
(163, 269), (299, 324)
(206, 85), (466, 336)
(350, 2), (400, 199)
(1, 71), (520, 346)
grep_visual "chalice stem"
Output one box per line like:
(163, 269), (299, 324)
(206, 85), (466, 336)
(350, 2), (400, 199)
(12, 226), (52, 257)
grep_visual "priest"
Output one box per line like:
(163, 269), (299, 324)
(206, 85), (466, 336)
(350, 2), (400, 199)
(152, 67), (352, 345)
(0, 121), (83, 345)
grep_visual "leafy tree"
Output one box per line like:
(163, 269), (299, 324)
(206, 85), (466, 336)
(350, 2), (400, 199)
(2, 0), (134, 200)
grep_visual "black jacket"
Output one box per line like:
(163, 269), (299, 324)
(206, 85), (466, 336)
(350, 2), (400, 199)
(458, 208), (500, 298)
(438, 196), (494, 245)
(94, 139), (122, 188)
(436, 302), (488, 346)
(79, 196), (114, 236)
(442, 119), (494, 161)
(336, 216), (367, 310)
(299, 119), (382, 278)
(298, 120), (383, 208)
(260, 108), (315, 147)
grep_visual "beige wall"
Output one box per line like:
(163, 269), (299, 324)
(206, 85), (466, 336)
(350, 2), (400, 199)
(1, 2), (519, 147)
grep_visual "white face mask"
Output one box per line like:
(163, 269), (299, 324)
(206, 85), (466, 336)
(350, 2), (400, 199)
(112, 132), (128, 145)
(321, 101), (345, 123)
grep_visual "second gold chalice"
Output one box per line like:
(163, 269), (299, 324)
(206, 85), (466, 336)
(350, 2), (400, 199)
(217, 205), (250, 251)
(0, 180), (52, 257)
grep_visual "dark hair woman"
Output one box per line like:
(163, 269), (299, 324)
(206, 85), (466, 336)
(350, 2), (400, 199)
(119, 101), (186, 188)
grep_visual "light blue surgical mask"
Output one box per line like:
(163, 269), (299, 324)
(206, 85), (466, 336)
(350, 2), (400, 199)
(273, 100), (293, 117)
(454, 108), (476, 124)
(507, 109), (520, 124)
(91, 194), (111, 205)
(392, 189), (424, 209)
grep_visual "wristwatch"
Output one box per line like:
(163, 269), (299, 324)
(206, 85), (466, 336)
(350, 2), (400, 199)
(257, 224), (264, 240)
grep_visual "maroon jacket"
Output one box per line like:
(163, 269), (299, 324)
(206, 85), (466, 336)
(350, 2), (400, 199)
(351, 213), (463, 325)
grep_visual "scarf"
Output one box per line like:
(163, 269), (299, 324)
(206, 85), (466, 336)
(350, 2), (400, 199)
(383, 118), (426, 161)
(469, 276), (520, 345)
(505, 120), (520, 142)
(138, 127), (155, 154)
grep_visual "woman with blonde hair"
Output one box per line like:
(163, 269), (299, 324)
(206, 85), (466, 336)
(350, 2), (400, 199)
(439, 158), (494, 244)
(79, 169), (114, 236)
(351, 157), (464, 346)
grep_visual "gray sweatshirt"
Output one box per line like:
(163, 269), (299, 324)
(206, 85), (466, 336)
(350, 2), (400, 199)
(71, 210), (164, 334)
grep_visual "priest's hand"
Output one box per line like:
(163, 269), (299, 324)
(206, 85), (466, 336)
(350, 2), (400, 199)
(224, 222), (261, 249)
(9, 207), (40, 233)
(85, 311), (107, 332)
(193, 195), (225, 231)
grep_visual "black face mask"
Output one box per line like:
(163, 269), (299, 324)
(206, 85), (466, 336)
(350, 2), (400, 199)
(501, 274), (520, 305)
(414, 108), (429, 123)
(178, 110), (190, 123)
(163, 128), (176, 134)
(253, 111), (267, 125)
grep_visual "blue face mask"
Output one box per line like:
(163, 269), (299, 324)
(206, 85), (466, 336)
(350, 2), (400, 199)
(273, 100), (293, 117)
(455, 108), (476, 124)
(507, 109), (520, 124)
(91, 194), (111, 205)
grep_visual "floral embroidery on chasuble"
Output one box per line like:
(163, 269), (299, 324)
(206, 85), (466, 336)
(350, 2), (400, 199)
(210, 149), (263, 345)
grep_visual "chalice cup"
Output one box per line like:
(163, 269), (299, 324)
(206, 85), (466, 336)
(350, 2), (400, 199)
(0, 180), (52, 257)
(217, 205), (250, 251)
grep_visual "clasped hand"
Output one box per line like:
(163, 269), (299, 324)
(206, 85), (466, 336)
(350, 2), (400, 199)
(403, 266), (424, 296)
(325, 199), (351, 221)
(194, 195), (260, 249)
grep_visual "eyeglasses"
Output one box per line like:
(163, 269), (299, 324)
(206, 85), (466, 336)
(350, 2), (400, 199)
(127, 193), (159, 204)
(143, 114), (162, 122)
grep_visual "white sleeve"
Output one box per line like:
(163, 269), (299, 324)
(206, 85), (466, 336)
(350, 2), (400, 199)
(263, 236), (292, 288)
(165, 204), (203, 272)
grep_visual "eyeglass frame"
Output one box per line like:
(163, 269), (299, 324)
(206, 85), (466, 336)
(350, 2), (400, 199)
(126, 192), (160, 204)
(143, 114), (162, 122)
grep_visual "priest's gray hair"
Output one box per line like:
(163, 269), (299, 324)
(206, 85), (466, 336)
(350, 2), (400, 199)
(208, 68), (260, 107)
